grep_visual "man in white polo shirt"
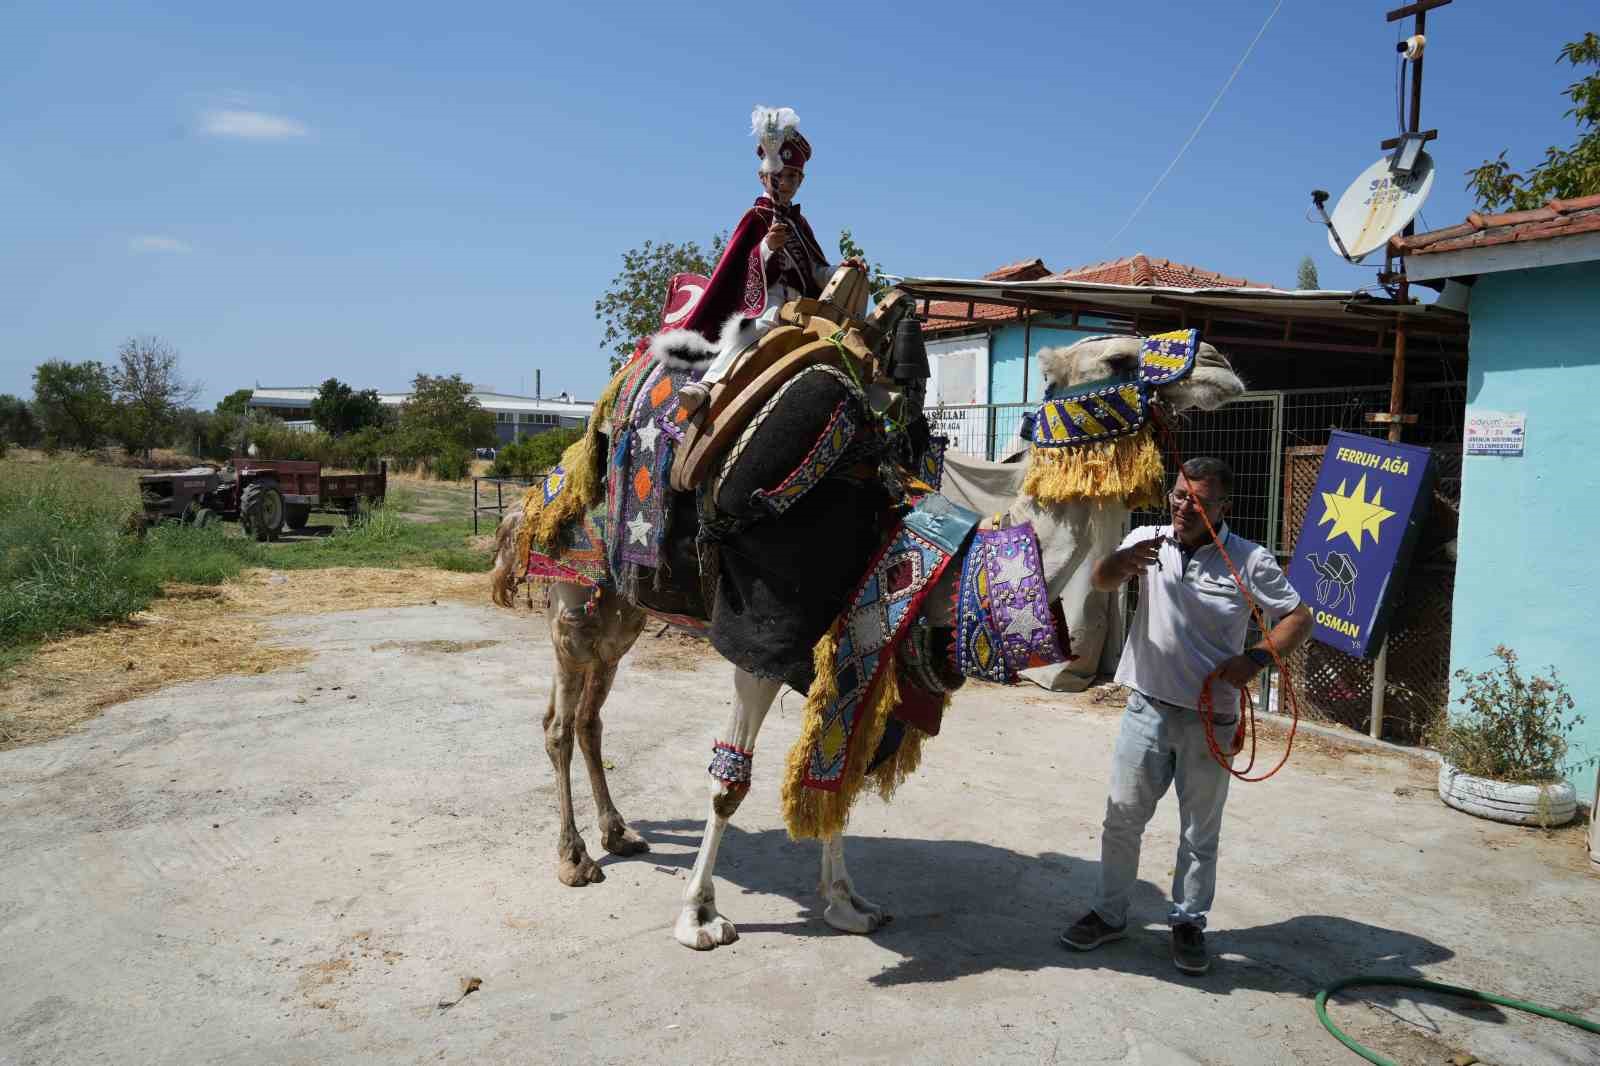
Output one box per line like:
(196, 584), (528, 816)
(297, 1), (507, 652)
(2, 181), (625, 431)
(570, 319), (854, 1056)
(1062, 457), (1312, 975)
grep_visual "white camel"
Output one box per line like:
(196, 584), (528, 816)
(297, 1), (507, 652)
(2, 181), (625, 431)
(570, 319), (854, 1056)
(490, 331), (1245, 950)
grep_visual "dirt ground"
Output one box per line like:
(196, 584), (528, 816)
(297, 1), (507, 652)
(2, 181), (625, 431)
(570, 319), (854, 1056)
(2, 595), (1597, 1065)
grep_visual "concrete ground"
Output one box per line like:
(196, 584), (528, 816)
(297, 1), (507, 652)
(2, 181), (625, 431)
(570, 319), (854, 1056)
(2, 598), (1597, 1065)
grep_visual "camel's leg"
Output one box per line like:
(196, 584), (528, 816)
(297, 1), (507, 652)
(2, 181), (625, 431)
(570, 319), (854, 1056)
(674, 669), (781, 950)
(574, 658), (649, 856)
(819, 832), (889, 934)
(546, 582), (642, 887)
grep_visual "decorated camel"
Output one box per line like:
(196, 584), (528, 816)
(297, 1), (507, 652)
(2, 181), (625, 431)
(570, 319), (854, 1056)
(490, 270), (1245, 949)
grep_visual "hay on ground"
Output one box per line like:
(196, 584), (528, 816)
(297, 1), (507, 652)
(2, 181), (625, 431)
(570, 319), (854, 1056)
(0, 567), (490, 751)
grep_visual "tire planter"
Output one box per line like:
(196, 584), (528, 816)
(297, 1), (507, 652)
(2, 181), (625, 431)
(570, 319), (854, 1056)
(1438, 762), (1577, 827)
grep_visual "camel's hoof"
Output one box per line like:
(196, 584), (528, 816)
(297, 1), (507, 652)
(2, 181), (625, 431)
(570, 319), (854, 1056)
(601, 825), (650, 857)
(823, 899), (891, 935)
(674, 904), (739, 951)
(557, 853), (605, 887)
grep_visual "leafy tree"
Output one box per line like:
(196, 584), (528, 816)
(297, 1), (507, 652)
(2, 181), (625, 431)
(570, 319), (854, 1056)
(32, 359), (115, 449)
(400, 373), (496, 451)
(838, 228), (891, 299)
(109, 336), (200, 459)
(310, 377), (387, 436)
(594, 233), (728, 374)
(526, 426), (582, 472)
(1296, 256), (1320, 290)
(1468, 33), (1600, 210)
(0, 394), (41, 447)
(215, 388), (254, 416)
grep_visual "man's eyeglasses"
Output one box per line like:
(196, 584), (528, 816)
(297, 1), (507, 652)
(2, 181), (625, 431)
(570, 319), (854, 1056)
(1169, 488), (1223, 512)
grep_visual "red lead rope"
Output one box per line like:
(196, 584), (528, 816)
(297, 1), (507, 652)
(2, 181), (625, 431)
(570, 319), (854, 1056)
(1157, 414), (1301, 781)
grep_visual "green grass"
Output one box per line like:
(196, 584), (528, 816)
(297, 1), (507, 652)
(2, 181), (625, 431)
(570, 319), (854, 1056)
(0, 458), (493, 673)
(0, 460), (265, 661)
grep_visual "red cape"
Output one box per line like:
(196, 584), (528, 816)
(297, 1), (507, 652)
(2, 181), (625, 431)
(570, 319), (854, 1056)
(680, 197), (829, 345)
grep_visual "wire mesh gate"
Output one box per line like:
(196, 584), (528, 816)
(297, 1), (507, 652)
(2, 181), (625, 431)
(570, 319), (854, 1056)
(939, 381), (1467, 738)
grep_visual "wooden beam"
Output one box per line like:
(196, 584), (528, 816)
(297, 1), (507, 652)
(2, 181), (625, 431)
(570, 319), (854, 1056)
(1386, 0), (1450, 22)
(1380, 129), (1438, 150)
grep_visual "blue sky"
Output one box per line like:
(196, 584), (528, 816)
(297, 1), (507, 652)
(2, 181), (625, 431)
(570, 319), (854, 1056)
(0, 1), (1589, 406)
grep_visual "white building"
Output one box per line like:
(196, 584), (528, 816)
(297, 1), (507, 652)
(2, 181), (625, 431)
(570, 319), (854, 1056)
(247, 386), (593, 445)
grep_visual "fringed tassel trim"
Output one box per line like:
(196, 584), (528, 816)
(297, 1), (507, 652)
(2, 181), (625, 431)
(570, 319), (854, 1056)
(782, 636), (903, 841)
(522, 363), (630, 554)
(1021, 427), (1166, 509)
(512, 482), (546, 577)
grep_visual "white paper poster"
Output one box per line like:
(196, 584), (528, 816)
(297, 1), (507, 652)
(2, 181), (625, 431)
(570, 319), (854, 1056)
(1464, 410), (1526, 457)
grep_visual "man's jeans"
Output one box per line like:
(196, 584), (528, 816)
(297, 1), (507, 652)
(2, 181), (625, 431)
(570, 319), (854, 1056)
(1092, 689), (1235, 930)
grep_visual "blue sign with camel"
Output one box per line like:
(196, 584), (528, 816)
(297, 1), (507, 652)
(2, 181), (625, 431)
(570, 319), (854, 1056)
(1286, 431), (1437, 659)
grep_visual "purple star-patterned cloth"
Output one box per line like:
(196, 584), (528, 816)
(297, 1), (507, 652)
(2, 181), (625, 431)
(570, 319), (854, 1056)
(953, 522), (1071, 684)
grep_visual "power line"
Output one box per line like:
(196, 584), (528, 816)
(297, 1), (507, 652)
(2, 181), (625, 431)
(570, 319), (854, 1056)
(1106, 0), (1286, 252)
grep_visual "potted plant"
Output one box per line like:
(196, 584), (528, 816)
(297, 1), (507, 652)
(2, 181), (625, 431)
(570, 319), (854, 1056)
(1431, 646), (1585, 827)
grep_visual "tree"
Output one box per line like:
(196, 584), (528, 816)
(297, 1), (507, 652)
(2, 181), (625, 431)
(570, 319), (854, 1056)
(310, 377), (387, 436)
(32, 360), (115, 449)
(594, 233), (728, 374)
(400, 373), (496, 450)
(838, 228), (891, 299)
(1296, 256), (1320, 290)
(0, 394), (41, 447)
(1468, 33), (1600, 210)
(215, 388), (254, 416)
(109, 336), (200, 459)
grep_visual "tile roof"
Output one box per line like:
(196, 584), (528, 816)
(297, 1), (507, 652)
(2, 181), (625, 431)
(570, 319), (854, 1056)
(921, 254), (1273, 333)
(923, 258), (1051, 333)
(1390, 193), (1600, 256)
(1051, 254), (1276, 290)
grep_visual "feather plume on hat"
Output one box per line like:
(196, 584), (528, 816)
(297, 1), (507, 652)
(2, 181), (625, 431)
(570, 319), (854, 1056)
(751, 105), (803, 175)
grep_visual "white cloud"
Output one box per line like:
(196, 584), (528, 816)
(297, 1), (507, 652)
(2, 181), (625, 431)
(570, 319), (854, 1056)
(130, 235), (193, 254)
(200, 108), (308, 140)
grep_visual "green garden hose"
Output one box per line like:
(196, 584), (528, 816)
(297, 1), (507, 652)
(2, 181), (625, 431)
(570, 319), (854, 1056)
(1315, 974), (1600, 1065)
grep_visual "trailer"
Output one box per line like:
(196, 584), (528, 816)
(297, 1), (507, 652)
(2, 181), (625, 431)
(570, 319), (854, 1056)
(138, 459), (388, 541)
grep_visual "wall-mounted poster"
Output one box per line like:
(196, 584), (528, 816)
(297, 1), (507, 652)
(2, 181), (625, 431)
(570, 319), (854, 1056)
(1464, 410), (1526, 457)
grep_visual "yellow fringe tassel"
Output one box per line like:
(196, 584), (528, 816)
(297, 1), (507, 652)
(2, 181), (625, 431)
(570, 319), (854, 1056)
(517, 363), (631, 556)
(1021, 427), (1166, 509)
(782, 634), (905, 841)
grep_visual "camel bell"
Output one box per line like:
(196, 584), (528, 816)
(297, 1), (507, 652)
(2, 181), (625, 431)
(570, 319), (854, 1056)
(888, 316), (930, 384)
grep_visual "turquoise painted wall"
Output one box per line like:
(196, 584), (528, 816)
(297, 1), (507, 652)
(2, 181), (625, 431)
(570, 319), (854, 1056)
(1449, 260), (1600, 803)
(988, 317), (1122, 404)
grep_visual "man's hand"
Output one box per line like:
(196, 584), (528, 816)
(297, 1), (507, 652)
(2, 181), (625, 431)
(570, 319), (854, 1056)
(841, 255), (869, 273)
(765, 223), (791, 252)
(1111, 539), (1162, 581)
(1215, 654), (1262, 688)
(1090, 537), (1162, 591)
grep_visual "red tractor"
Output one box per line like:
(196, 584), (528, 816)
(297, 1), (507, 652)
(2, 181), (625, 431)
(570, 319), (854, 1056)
(138, 458), (388, 540)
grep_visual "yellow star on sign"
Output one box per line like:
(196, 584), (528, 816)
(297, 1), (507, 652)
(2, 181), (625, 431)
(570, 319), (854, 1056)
(1318, 474), (1395, 551)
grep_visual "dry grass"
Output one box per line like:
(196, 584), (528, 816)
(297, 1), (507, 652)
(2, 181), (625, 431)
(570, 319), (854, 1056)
(0, 567), (492, 751)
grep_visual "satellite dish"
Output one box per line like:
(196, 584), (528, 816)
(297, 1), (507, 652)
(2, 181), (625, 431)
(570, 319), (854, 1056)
(1326, 151), (1435, 262)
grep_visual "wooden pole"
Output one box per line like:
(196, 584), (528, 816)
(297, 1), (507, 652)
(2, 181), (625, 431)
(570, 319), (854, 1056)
(1368, 0), (1450, 739)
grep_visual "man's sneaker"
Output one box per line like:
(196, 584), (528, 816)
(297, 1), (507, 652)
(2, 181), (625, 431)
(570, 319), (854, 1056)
(1060, 911), (1127, 951)
(1171, 922), (1209, 975)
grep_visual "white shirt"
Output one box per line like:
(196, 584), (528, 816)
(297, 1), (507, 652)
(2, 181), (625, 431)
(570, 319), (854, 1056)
(1113, 523), (1301, 712)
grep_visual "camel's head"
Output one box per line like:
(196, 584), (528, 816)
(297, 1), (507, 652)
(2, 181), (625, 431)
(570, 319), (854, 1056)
(1036, 334), (1244, 413)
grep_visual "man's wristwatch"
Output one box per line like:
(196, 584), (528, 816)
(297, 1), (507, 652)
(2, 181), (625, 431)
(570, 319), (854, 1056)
(1245, 647), (1274, 669)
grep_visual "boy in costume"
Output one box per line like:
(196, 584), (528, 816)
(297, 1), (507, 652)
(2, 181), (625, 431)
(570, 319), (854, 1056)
(660, 106), (863, 410)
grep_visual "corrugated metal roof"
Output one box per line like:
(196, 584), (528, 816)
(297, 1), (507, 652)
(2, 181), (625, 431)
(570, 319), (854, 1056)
(897, 276), (1466, 330)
